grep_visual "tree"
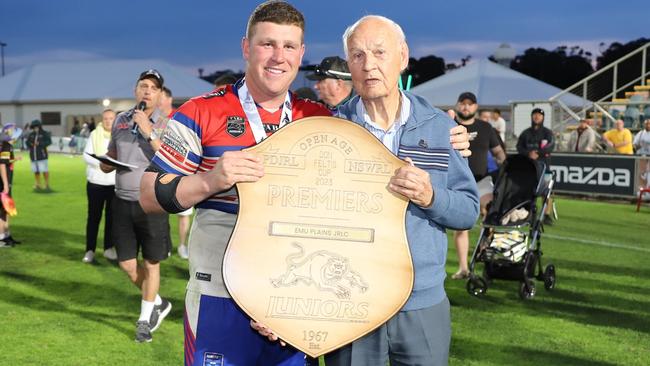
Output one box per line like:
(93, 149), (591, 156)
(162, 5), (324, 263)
(510, 46), (593, 89)
(405, 55), (446, 87)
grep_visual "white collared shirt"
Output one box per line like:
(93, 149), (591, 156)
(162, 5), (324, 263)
(356, 91), (411, 155)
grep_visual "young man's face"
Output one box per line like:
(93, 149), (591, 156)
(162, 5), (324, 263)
(134, 78), (162, 109)
(243, 21), (305, 101)
(346, 18), (408, 102)
(455, 100), (478, 121)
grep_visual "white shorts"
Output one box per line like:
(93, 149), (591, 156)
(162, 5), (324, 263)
(31, 159), (48, 173)
(477, 176), (494, 198)
(177, 207), (194, 216)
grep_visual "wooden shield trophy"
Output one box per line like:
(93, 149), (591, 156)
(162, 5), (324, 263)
(223, 116), (413, 357)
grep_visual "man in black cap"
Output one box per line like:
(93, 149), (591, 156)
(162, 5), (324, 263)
(100, 69), (172, 342)
(306, 56), (354, 109)
(517, 107), (555, 224)
(25, 119), (52, 191)
(451, 91), (505, 279)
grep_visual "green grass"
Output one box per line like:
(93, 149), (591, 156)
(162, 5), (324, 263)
(1, 153), (649, 365)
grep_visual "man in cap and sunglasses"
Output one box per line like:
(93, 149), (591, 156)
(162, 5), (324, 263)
(100, 69), (173, 343)
(307, 56), (355, 109)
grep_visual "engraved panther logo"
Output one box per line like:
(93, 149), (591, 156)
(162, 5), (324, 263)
(270, 242), (368, 299)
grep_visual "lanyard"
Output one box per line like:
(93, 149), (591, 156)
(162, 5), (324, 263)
(237, 79), (292, 143)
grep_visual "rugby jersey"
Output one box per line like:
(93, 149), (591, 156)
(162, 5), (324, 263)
(151, 84), (331, 213)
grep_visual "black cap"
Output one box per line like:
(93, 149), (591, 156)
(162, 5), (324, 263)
(306, 56), (351, 81)
(31, 119), (42, 127)
(457, 91), (477, 104)
(138, 69), (164, 88)
(531, 108), (545, 116)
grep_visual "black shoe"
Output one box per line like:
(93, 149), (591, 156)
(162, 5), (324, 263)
(135, 321), (152, 343)
(543, 215), (554, 226)
(5, 236), (21, 245)
(0, 240), (13, 248)
(149, 298), (172, 333)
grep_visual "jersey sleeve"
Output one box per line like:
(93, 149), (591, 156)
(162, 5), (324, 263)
(150, 100), (204, 176)
(0, 142), (11, 164)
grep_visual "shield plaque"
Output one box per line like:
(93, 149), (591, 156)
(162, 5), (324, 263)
(223, 116), (413, 357)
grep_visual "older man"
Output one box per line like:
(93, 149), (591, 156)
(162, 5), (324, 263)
(323, 15), (479, 366)
(307, 56), (354, 109)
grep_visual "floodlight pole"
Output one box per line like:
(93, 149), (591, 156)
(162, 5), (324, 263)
(0, 42), (7, 76)
(0, 42), (6, 77)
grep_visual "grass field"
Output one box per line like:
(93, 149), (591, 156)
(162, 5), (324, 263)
(0, 153), (648, 365)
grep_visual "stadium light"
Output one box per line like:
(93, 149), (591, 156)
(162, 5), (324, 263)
(0, 41), (6, 77)
(102, 98), (111, 107)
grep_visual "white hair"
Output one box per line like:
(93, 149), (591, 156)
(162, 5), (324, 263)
(342, 15), (407, 59)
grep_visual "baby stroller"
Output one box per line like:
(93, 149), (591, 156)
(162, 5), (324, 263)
(466, 155), (556, 300)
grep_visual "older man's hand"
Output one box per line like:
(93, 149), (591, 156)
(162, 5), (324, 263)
(450, 125), (471, 157)
(389, 158), (434, 207)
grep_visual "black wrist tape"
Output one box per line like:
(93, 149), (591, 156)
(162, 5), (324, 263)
(154, 172), (187, 213)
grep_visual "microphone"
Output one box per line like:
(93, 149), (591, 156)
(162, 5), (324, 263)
(131, 101), (147, 135)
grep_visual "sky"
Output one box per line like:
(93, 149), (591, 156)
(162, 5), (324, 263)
(1, 0), (649, 77)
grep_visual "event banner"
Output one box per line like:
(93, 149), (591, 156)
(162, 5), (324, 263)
(550, 153), (637, 197)
(223, 117), (414, 357)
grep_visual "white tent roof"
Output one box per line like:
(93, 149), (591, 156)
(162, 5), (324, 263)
(411, 59), (587, 107)
(0, 59), (214, 102)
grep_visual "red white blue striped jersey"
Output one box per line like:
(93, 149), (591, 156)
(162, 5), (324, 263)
(151, 84), (331, 213)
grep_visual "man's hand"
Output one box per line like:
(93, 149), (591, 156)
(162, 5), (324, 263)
(133, 109), (153, 136)
(250, 320), (286, 346)
(450, 125), (471, 157)
(206, 150), (264, 193)
(528, 150), (539, 160)
(389, 158), (434, 207)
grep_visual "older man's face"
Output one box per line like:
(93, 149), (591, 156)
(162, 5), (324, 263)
(346, 18), (408, 101)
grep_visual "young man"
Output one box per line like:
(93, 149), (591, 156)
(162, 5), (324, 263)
(140, 2), (472, 364)
(25, 120), (51, 191)
(516, 108), (556, 224)
(101, 69), (172, 343)
(452, 92), (505, 279)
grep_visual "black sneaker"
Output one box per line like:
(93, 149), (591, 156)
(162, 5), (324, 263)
(0, 240), (13, 248)
(543, 215), (554, 226)
(149, 298), (172, 333)
(135, 321), (152, 343)
(5, 236), (21, 245)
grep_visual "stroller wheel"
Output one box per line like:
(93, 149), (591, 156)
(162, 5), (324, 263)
(543, 264), (556, 290)
(466, 276), (488, 297)
(518, 281), (536, 300)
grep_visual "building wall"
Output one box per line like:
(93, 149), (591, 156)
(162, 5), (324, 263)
(0, 99), (135, 135)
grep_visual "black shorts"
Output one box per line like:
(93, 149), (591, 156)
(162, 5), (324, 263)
(112, 196), (171, 262)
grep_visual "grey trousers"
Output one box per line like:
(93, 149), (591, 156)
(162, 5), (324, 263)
(323, 297), (451, 366)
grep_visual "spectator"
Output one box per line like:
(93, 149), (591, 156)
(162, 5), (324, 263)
(452, 92), (505, 280)
(567, 119), (599, 152)
(82, 109), (117, 263)
(25, 119), (52, 192)
(633, 118), (650, 155)
(492, 108), (506, 142)
(101, 69), (172, 343)
(0, 123), (22, 248)
(307, 56), (354, 109)
(603, 119), (633, 154)
(139, 3), (472, 363)
(70, 119), (81, 136)
(517, 108), (556, 225)
(322, 15), (479, 366)
(478, 109), (493, 123)
(158, 86), (192, 260)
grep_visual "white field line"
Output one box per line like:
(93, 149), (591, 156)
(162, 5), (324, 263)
(545, 233), (650, 253)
